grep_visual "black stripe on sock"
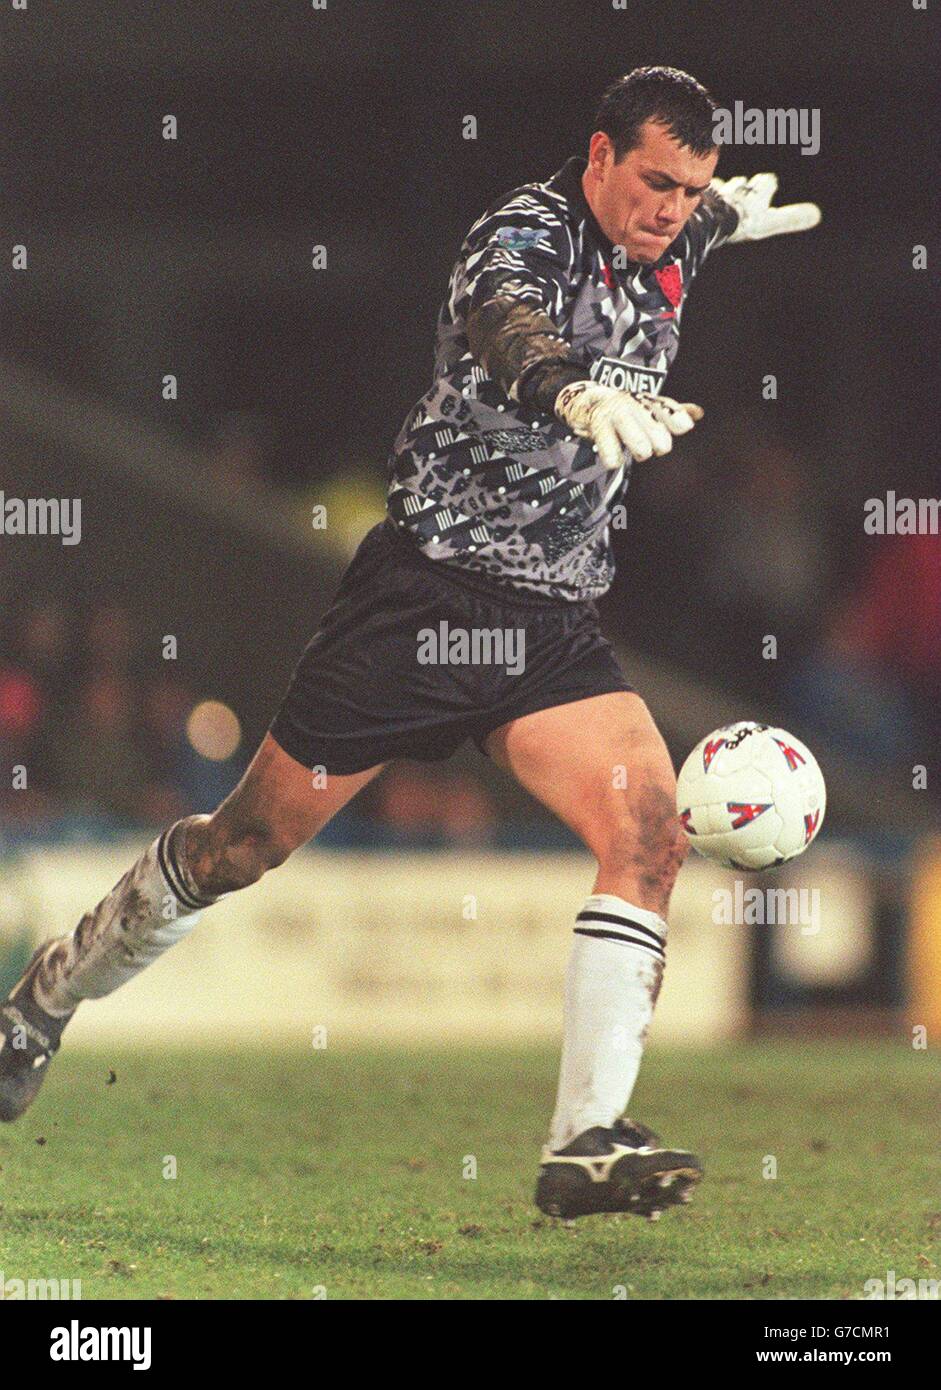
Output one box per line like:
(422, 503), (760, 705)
(158, 829), (208, 913)
(573, 926), (666, 959)
(575, 909), (664, 948)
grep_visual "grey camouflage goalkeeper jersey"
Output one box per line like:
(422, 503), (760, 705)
(386, 156), (739, 601)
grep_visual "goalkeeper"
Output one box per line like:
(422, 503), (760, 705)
(0, 67), (819, 1221)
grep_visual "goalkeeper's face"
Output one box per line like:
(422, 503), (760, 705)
(586, 121), (719, 264)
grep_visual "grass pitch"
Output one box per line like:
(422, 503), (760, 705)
(1, 1041), (938, 1300)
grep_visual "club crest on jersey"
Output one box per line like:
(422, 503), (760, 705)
(654, 262), (683, 310)
(493, 226), (552, 252)
(590, 358), (666, 395)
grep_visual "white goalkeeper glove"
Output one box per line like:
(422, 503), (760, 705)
(554, 381), (703, 472)
(710, 172), (821, 243)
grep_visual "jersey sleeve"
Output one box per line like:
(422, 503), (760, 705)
(454, 193), (592, 411)
(683, 188), (741, 272)
(454, 193), (576, 323)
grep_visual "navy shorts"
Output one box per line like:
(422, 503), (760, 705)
(269, 520), (633, 774)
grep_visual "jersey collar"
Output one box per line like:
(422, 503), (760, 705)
(551, 156), (616, 258)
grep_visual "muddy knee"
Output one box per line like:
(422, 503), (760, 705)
(596, 782), (689, 912)
(183, 812), (295, 896)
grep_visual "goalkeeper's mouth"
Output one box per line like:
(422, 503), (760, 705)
(639, 227), (677, 247)
(629, 228), (676, 263)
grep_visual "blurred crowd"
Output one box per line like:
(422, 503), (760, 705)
(0, 599), (514, 848)
(0, 600), (243, 834)
(612, 419), (940, 794)
(3, 441), (938, 850)
(1, 419), (937, 844)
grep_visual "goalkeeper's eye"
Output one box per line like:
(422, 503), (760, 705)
(645, 175), (707, 201)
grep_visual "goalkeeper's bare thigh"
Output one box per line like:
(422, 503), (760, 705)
(483, 690), (688, 918)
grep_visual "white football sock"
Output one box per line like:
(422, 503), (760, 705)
(35, 819), (221, 1016)
(548, 894), (668, 1151)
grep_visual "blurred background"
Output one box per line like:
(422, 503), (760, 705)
(0, 0), (938, 1042)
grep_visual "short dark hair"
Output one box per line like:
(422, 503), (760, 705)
(594, 66), (718, 160)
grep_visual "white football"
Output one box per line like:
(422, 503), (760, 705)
(676, 721), (826, 871)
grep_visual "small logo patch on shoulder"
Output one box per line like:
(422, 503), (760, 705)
(494, 226), (552, 252)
